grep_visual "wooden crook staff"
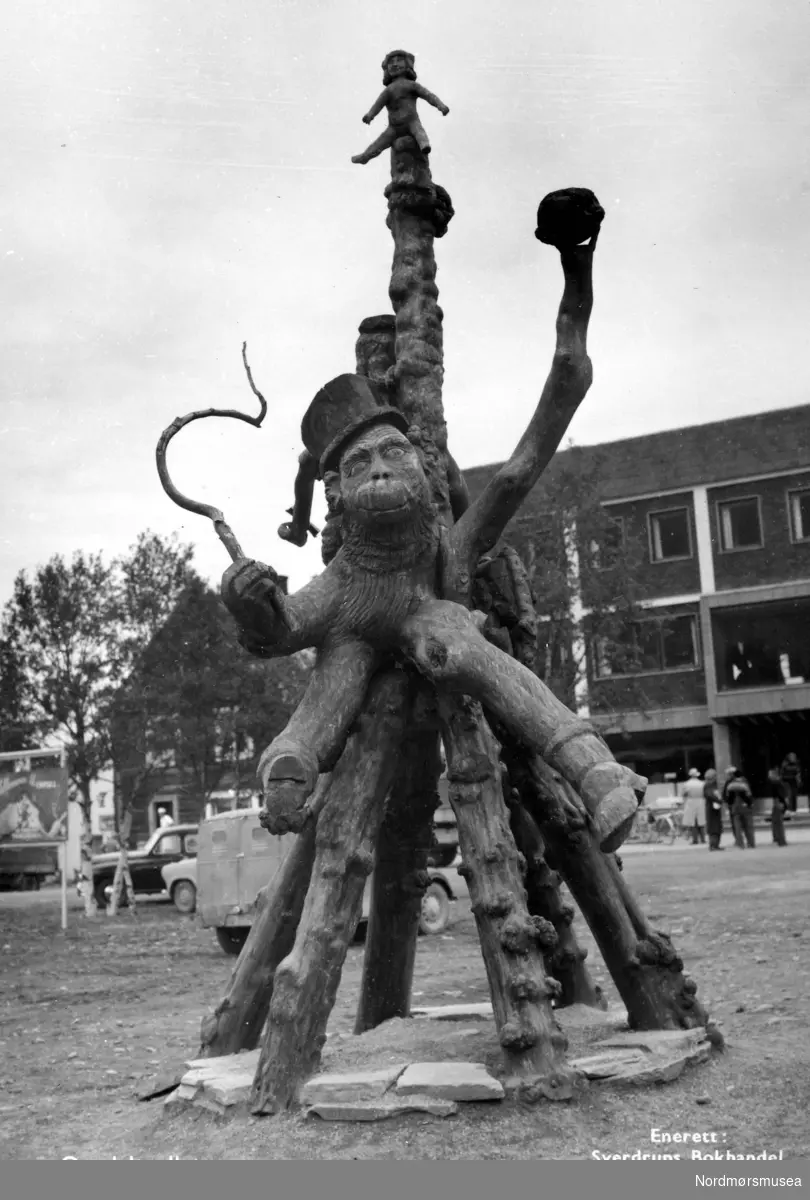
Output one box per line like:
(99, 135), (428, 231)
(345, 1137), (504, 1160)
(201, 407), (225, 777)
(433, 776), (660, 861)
(155, 343), (267, 563)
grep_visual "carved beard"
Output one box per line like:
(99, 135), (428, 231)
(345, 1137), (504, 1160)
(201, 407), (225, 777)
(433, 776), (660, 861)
(339, 477), (438, 573)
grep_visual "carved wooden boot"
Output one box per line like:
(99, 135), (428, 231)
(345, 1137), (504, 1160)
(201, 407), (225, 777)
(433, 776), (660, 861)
(258, 741), (320, 835)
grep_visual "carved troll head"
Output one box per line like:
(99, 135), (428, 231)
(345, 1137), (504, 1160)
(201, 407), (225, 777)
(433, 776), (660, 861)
(302, 373), (435, 544)
(330, 422), (431, 529)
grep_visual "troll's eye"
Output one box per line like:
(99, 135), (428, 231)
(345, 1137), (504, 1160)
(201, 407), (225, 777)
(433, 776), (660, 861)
(384, 445), (406, 460)
(346, 459), (367, 477)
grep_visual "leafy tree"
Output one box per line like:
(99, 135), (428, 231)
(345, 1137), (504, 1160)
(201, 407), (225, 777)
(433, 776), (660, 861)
(111, 579), (309, 820)
(108, 533), (200, 849)
(0, 533), (198, 913)
(507, 446), (647, 714)
(117, 531), (197, 656)
(0, 628), (38, 753)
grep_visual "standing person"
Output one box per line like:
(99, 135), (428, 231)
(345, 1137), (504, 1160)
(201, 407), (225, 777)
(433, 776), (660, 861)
(703, 768), (724, 851)
(726, 769), (756, 849)
(767, 767), (788, 847)
(157, 806), (175, 828)
(681, 768), (706, 844)
(723, 766), (744, 848)
(780, 752), (802, 816)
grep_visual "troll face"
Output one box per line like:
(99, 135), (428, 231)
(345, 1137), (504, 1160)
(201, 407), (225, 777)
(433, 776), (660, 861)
(334, 422), (430, 527)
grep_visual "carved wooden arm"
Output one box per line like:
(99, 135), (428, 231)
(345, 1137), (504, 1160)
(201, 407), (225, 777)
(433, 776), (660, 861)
(222, 562), (338, 659)
(451, 233), (598, 576)
(278, 451), (320, 547)
(414, 83), (449, 114)
(364, 89), (389, 123)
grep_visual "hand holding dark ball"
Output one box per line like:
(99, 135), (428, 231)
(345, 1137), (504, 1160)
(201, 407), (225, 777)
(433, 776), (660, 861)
(535, 187), (605, 248)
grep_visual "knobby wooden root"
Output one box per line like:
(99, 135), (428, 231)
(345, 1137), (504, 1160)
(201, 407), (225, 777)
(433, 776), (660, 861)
(508, 800), (606, 1010)
(439, 695), (574, 1100)
(251, 671), (410, 1114)
(353, 137), (455, 1036)
(402, 600), (644, 851)
(197, 814), (320, 1057)
(386, 137), (451, 517)
(508, 749), (710, 1032)
(355, 723), (442, 1033)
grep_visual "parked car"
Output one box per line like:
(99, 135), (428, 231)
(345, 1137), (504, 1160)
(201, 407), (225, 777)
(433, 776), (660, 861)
(163, 809), (469, 954)
(89, 823), (198, 909)
(0, 841), (59, 891)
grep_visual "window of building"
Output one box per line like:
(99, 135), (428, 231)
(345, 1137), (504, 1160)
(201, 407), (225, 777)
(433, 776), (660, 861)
(156, 832), (182, 856)
(788, 489), (810, 542)
(594, 615), (699, 678)
(635, 620), (662, 671)
(712, 597), (810, 691)
(661, 615), (699, 669)
(717, 496), (763, 551)
(250, 825), (273, 854)
(648, 509), (691, 562)
(589, 516), (625, 569)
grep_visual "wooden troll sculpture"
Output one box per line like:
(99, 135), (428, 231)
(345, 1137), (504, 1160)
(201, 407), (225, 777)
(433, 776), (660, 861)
(218, 192), (645, 853)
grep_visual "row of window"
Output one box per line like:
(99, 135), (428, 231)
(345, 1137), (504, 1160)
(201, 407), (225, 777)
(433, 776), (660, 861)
(594, 614), (699, 679)
(594, 605), (810, 686)
(642, 488), (810, 563)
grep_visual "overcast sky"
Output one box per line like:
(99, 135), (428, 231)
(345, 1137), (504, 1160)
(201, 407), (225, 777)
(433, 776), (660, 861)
(2, 0), (808, 601)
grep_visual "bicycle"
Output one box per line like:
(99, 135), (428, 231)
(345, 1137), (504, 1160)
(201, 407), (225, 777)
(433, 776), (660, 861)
(654, 813), (680, 844)
(627, 807), (681, 845)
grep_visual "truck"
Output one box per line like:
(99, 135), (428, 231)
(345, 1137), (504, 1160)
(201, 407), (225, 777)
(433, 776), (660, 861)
(162, 808), (469, 954)
(0, 749), (68, 891)
(0, 841), (59, 891)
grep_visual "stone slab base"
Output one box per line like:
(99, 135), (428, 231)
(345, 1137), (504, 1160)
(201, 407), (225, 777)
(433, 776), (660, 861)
(570, 1028), (712, 1087)
(158, 1004), (712, 1121)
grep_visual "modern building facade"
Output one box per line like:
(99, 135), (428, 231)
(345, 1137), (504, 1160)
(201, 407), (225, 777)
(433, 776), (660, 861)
(465, 404), (810, 798)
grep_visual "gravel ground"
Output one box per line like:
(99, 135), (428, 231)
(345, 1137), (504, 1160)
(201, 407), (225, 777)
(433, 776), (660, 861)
(1, 836), (808, 1159)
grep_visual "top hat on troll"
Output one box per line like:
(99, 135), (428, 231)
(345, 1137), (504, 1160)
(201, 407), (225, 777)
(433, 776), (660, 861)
(302, 374), (409, 477)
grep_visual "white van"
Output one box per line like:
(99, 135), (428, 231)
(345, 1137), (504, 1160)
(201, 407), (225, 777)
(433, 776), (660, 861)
(162, 808), (469, 954)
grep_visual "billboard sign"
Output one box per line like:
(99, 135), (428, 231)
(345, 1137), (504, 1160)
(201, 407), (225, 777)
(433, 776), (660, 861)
(0, 751), (69, 843)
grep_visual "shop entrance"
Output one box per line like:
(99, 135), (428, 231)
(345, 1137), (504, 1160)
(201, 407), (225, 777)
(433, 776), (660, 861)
(731, 712), (808, 800)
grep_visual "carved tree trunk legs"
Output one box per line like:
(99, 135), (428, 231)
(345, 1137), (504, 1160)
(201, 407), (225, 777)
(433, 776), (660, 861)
(511, 751), (709, 1032)
(197, 817), (319, 1058)
(602, 851), (708, 1028)
(507, 799), (606, 1010)
(250, 672), (409, 1114)
(439, 696), (573, 1099)
(355, 725), (442, 1034)
(402, 601), (644, 851)
(258, 639), (380, 835)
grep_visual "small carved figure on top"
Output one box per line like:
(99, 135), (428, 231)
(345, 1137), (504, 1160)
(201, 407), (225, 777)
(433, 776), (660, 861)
(351, 50), (449, 165)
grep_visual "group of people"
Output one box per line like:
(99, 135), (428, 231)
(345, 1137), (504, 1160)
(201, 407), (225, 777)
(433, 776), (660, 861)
(679, 752), (803, 851)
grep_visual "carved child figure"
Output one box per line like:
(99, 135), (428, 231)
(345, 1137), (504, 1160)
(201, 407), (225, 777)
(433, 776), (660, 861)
(352, 50), (449, 165)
